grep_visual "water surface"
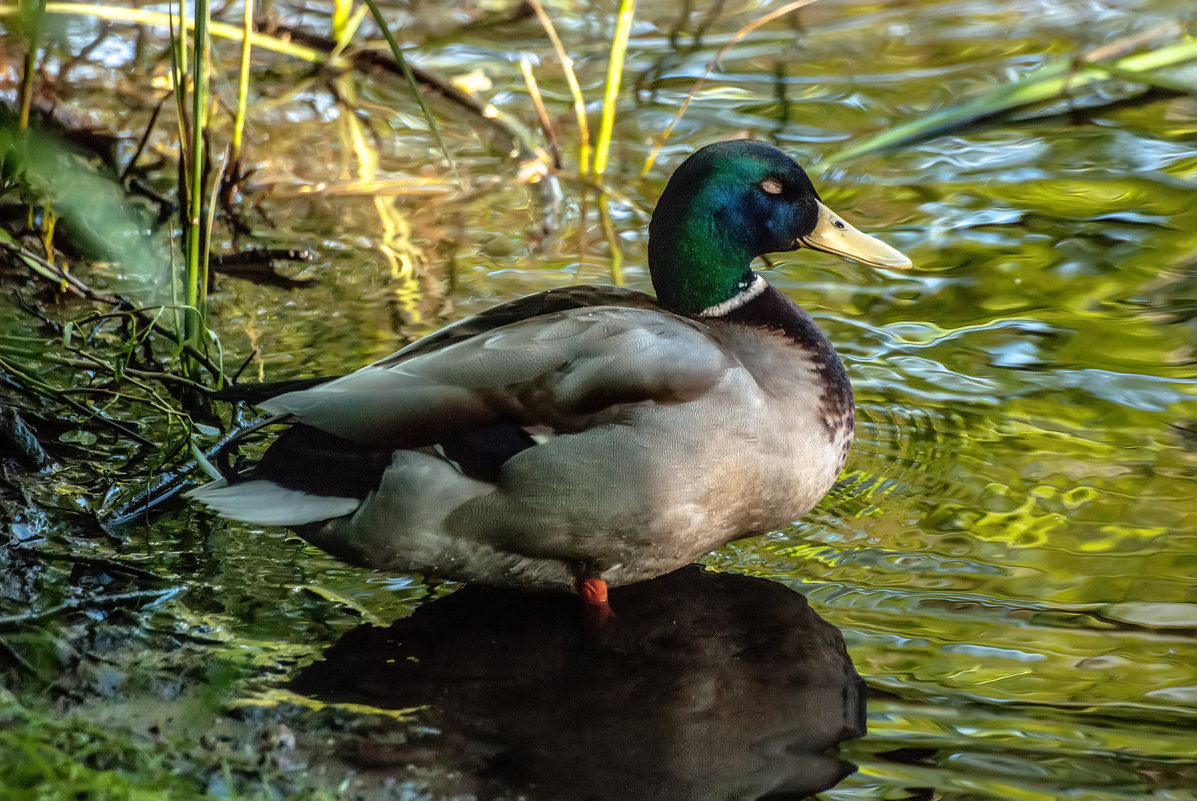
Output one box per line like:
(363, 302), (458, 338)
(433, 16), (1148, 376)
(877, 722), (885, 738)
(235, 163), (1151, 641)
(12, 0), (1197, 797)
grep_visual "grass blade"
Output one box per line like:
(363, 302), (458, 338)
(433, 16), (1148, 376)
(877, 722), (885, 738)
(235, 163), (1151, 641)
(520, 57), (561, 169)
(528, 0), (591, 175)
(361, 0), (459, 185)
(1089, 61), (1197, 95)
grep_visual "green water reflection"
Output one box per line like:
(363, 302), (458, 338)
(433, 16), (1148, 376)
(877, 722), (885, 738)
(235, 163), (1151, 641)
(25, 0), (1197, 797)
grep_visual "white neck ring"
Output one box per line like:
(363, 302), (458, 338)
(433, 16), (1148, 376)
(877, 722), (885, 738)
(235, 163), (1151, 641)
(698, 274), (767, 317)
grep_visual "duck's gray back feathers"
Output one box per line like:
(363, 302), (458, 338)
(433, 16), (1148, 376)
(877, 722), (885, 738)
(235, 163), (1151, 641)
(259, 305), (736, 445)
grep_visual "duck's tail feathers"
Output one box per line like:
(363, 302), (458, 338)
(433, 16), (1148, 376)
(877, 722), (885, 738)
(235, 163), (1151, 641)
(210, 376), (336, 405)
(187, 478), (360, 526)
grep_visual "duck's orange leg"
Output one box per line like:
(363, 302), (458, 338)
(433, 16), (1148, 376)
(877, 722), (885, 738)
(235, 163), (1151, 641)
(577, 577), (614, 629)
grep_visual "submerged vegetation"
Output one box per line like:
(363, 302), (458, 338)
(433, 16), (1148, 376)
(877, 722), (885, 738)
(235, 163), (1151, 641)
(0, 0), (1195, 798)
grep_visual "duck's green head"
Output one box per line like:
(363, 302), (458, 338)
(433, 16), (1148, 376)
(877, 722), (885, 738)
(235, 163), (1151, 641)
(648, 139), (910, 316)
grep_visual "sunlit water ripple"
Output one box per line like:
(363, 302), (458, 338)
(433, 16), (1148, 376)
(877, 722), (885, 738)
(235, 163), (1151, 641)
(47, 0), (1197, 796)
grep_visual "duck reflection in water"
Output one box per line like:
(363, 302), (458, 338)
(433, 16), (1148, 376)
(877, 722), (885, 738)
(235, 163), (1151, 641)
(291, 566), (866, 800)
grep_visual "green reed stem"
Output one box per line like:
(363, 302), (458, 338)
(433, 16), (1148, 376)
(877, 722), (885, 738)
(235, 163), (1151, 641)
(199, 148), (229, 382)
(593, 0), (635, 176)
(232, 0), (253, 158)
(17, 0), (47, 130)
(166, 3), (187, 346)
(183, 0), (210, 358)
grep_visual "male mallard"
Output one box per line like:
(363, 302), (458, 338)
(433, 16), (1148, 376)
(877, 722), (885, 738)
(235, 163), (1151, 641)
(189, 140), (909, 614)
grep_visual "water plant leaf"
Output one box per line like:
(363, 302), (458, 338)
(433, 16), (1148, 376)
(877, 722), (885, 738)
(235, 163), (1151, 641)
(0, 125), (26, 193)
(15, 127), (165, 300)
(823, 33), (1197, 168)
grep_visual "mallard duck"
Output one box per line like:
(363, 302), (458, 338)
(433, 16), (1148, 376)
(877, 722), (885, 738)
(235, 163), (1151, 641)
(189, 139), (909, 615)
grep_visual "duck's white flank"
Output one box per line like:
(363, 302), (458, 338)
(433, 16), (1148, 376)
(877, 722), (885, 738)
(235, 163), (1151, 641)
(698, 274), (767, 317)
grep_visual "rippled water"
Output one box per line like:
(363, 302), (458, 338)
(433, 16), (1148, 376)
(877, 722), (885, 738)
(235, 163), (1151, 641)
(28, 0), (1197, 797)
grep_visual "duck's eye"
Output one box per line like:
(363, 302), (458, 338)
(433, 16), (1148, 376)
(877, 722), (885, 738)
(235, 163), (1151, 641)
(760, 178), (783, 195)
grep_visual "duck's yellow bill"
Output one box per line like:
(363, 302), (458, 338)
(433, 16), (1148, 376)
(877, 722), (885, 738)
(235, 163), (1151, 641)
(799, 201), (911, 269)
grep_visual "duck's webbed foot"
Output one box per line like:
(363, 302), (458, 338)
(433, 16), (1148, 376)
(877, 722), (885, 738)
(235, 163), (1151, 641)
(576, 576), (614, 631)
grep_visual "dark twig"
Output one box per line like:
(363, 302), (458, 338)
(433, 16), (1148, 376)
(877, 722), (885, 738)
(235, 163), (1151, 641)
(0, 587), (182, 629)
(230, 347), (260, 383)
(57, 20), (112, 86)
(275, 25), (541, 161)
(36, 552), (163, 582)
(120, 92), (170, 183)
(102, 413), (270, 528)
(0, 354), (158, 449)
(211, 248), (317, 288)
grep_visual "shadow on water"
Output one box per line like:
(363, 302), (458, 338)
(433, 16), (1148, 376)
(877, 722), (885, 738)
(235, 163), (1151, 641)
(291, 566), (865, 801)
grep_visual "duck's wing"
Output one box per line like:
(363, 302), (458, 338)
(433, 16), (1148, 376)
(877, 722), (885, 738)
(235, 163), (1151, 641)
(259, 304), (737, 448)
(374, 284), (661, 366)
(210, 286), (658, 405)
